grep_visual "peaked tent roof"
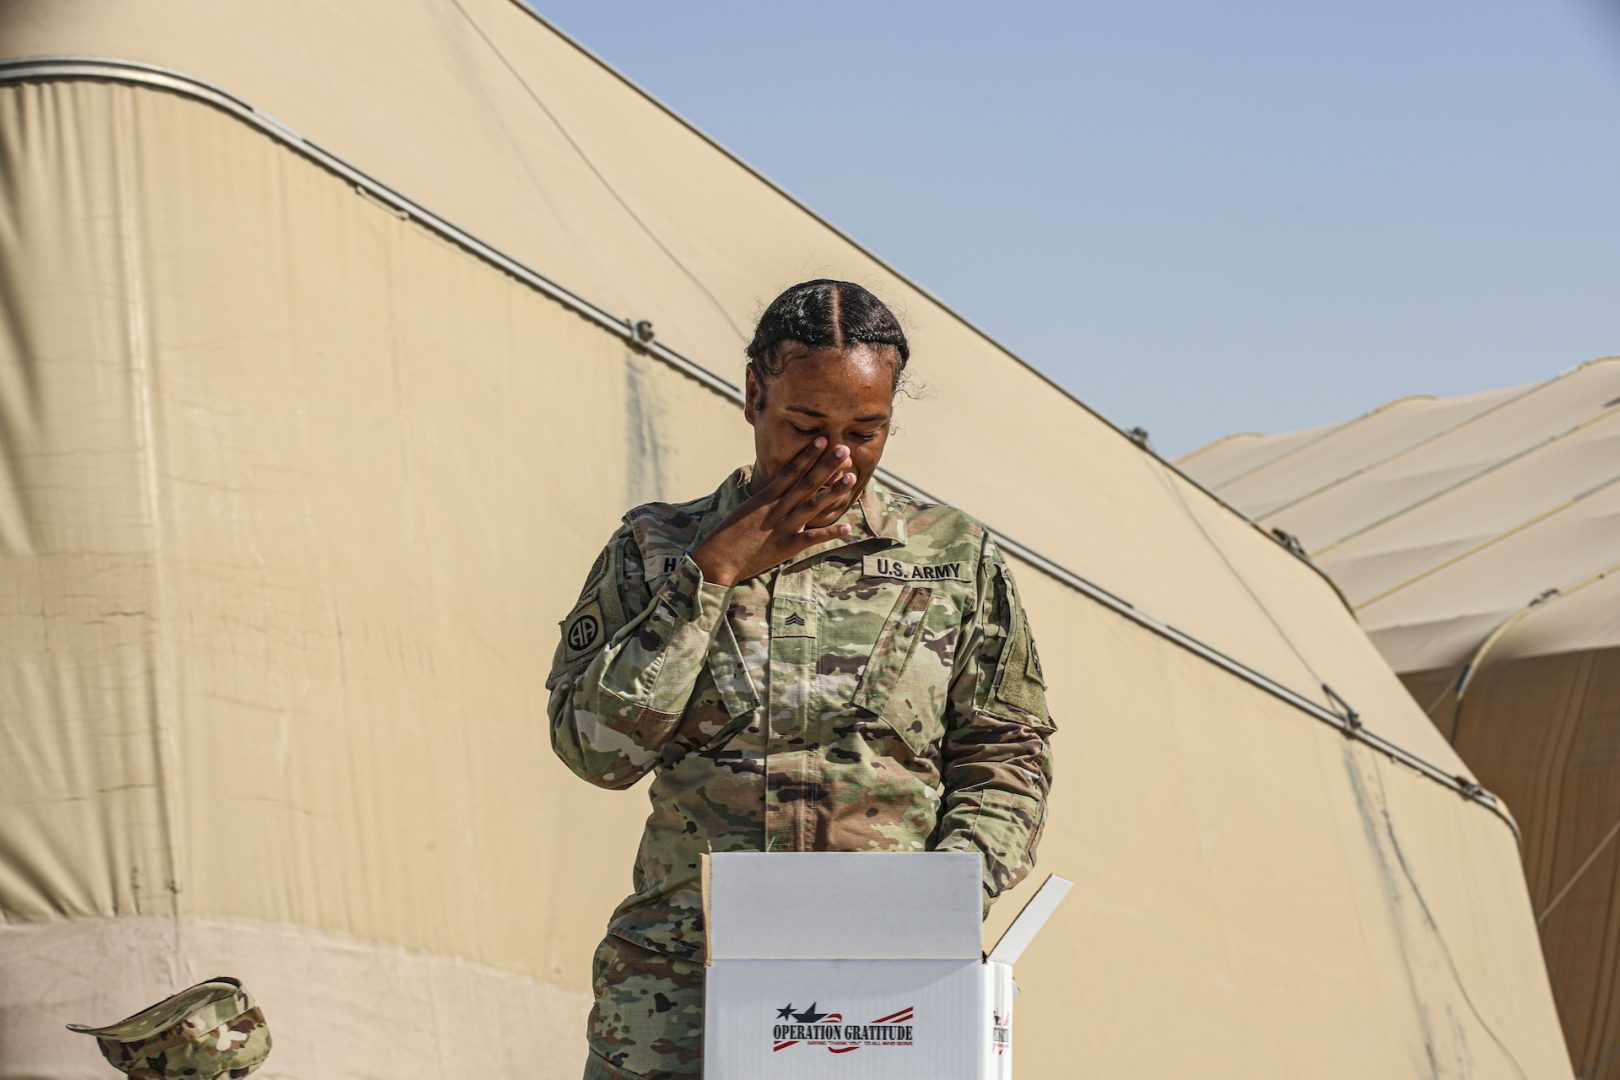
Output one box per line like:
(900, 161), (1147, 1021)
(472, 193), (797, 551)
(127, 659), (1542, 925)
(1179, 356), (1620, 674)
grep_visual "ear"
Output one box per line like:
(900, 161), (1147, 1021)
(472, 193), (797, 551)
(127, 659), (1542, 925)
(744, 366), (762, 425)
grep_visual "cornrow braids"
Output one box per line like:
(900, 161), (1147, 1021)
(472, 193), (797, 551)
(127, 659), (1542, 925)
(745, 280), (910, 396)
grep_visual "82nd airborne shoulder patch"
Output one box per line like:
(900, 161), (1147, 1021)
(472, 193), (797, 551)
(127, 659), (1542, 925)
(559, 597), (604, 663)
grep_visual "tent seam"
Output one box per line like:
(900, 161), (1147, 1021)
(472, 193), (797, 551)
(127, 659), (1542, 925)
(1257, 372), (1572, 523)
(110, 82), (188, 967)
(1315, 403), (1620, 560)
(1354, 472), (1620, 614)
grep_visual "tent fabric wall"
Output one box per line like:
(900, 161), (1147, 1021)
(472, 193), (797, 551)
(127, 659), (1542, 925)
(0, 2), (1572, 1077)
(1181, 365), (1620, 1076)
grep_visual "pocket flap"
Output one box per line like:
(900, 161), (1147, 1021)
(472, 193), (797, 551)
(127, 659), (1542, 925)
(851, 585), (933, 719)
(707, 613), (762, 719)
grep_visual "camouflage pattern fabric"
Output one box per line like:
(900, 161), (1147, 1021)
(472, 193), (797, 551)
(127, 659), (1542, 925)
(584, 933), (704, 1080)
(67, 977), (270, 1079)
(547, 466), (1056, 965)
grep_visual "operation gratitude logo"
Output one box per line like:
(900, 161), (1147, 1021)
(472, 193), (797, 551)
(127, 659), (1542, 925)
(771, 1002), (916, 1055)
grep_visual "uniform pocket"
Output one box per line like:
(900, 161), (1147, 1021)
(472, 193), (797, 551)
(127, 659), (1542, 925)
(705, 615), (761, 719)
(851, 585), (946, 756)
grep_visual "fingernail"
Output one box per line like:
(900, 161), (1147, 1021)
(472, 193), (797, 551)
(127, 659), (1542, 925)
(841, 473), (855, 485)
(835, 446), (849, 459)
(814, 437), (827, 449)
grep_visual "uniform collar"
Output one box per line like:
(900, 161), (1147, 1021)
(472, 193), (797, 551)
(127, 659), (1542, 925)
(689, 467), (753, 552)
(858, 474), (907, 547)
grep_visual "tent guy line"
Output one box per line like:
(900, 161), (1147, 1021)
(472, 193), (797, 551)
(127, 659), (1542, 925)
(0, 56), (1515, 839)
(447, 0), (747, 343)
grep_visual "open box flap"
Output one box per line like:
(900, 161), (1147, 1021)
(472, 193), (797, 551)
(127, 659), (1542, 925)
(702, 851), (983, 962)
(987, 874), (1074, 965)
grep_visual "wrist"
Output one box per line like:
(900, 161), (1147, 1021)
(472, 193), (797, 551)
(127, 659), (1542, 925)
(691, 544), (739, 587)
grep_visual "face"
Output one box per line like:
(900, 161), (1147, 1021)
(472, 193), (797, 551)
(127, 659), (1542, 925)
(744, 342), (898, 528)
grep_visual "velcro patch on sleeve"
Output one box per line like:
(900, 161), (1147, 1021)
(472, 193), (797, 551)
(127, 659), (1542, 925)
(547, 593), (607, 688)
(992, 609), (1052, 723)
(558, 597), (605, 662)
(861, 554), (972, 583)
(575, 547), (608, 603)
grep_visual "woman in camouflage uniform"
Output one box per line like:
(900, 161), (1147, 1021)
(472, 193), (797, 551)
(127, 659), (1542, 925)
(548, 280), (1054, 1080)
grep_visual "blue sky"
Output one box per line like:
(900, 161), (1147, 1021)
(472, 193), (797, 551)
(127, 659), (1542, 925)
(529, 1), (1620, 456)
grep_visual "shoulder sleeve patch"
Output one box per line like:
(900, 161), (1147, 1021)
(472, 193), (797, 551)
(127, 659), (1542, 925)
(552, 596), (605, 674)
(576, 548), (608, 604)
(548, 526), (641, 688)
(984, 549), (1053, 728)
(993, 608), (1047, 716)
(564, 598), (604, 655)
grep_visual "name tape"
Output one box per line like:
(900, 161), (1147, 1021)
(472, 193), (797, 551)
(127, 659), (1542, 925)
(643, 554), (685, 580)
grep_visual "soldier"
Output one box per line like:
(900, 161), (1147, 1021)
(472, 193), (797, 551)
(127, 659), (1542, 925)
(548, 279), (1055, 1080)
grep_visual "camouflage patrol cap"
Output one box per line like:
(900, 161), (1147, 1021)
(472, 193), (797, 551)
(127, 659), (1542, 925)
(67, 976), (271, 1079)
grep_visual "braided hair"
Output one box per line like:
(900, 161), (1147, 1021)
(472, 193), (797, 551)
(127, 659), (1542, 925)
(745, 280), (909, 402)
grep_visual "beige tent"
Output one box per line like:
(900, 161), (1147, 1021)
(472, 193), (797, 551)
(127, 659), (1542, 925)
(0, 2), (1572, 1076)
(1180, 358), (1620, 1077)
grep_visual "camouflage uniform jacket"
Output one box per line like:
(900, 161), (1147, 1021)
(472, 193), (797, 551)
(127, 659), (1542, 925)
(547, 467), (1054, 962)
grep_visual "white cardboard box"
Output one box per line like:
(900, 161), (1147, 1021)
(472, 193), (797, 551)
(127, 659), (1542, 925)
(701, 852), (1072, 1079)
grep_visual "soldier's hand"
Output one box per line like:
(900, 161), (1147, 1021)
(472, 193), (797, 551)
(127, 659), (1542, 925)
(692, 438), (856, 586)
